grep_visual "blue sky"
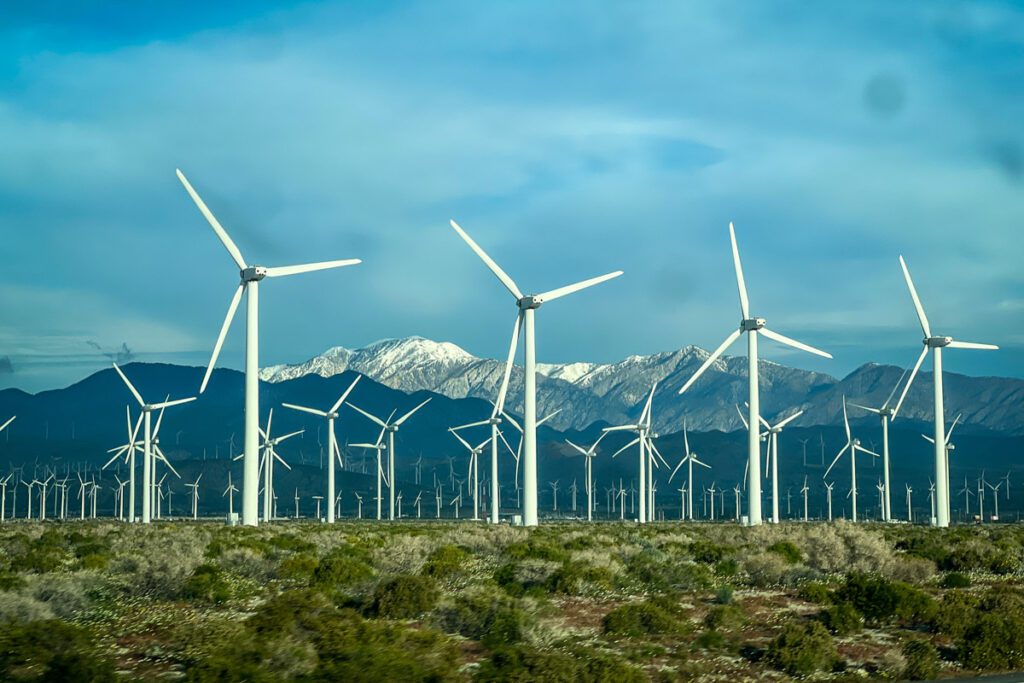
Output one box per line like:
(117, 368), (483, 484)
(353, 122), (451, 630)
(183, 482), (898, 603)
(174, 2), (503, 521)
(1, 1), (1022, 392)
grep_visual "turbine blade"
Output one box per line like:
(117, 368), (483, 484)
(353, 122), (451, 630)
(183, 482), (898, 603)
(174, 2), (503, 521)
(678, 329), (742, 395)
(946, 413), (961, 442)
(760, 327), (832, 359)
(451, 419), (492, 431)
(881, 367), (909, 410)
(501, 410), (523, 433)
(176, 169), (247, 270)
(346, 403), (388, 428)
(564, 439), (589, 456)
(899, 255), (931, 338)
(537, 409), (562, 427)
(774, 410), (804, 430)
(449, 219), (523, 299)
(612, 437), (640, 458)
(0, 416), (15, 432)
(329, 375), (362, 414)
(395, 398), (431, 426)
(946, 340), (999, 350)
(493, 311), (523, 416)
(668, 458), (685, 483)
(892, 346), (928, 419)
(823, 443), (850, 479)
(849, 402), (881, 415)
(152, 396), (196, 410)
(282, 403), (328, 417)
(855, 445), (881, 458)
(201, 282), (244, 394)
(921, 434), (935, 444)
(112, 364), (145, 407)
(639, 382), (657, 427)
(729, 222), (750, 319)
(276, 430), (304, 443)
(449, 429), (474, 453)
(842, 398), (851, 442)
(537, 271), (624, 303)
(264, 259), (361, 278)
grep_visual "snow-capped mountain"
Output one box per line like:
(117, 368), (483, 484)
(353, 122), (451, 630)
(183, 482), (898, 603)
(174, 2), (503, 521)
(261, 337), (1024, 435)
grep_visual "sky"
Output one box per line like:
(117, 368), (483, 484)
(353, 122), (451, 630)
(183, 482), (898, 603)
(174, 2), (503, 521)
(1, 1), (1022, 393)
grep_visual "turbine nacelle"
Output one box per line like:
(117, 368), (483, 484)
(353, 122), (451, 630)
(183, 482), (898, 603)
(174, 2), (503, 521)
(241, 266), (268, 282)
(517, 295), (544, 310)
(925, 335), (953, 348)
(741, 317), (766, 332)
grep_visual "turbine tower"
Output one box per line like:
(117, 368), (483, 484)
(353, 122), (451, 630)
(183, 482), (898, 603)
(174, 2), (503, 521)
(893, 255), (998, 527)
(449, 219), (623, 526)
(283, 375), (361, 523)
(177, 169), (361, 526)
(677, 223), (832, 526)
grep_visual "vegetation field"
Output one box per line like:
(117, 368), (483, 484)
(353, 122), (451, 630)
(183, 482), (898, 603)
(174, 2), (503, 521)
(3, 519), (1024, 681)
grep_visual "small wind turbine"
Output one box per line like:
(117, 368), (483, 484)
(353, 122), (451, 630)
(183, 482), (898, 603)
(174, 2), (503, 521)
(988, 480), (1003, 520)
(312, 495), (324, 520)
(354, 492), (364, 520)
(758, 410), (803, 524)
(348, 399), (431, 521)
(413, 491), (423, 519)
(824, 481), (835, 521)
(668, 419), (711, 520)
(676, 223), (832, 526)
(223, 473), (238, 519)
(283, 375), (361, 523)
(177, 169), (361, 527)
(824, 397), (880, 522)
(449, 219), (623, 526)
(604, 384), (658, 523)
(564, 433), (608, 522)
(849, 368), (909, 522)
(448, 429), (492, 521)
(905, 484), (913, 523)
(958, 477), (974, 519)
(549, 480), (560, 513)
(893, 255), (998, 527)
(801, 477), (809, 521)
(185, 474), (202, 520)
(112, 365), (195, 524)
(349, 417), (391, 521)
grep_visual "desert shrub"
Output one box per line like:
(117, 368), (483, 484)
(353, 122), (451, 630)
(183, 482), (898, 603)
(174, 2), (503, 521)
(422, 544), (470, 580)
(0, 572), (26, 591)
(715, 585), (734, 604)
(767, 541), (802, 565)
(79, 554), (108, 571)
(494, 559), (560, 598)
(743, 551), (810, 588)
(797, 581), (832, 604)
(715, 558), (739, 577)
(957, 591), (1024, 670)
(834, 573), (935, 626)
(695, 629), (728, 650)
(625, 550), (712, 592)
(933, 590), (979, 639)
(475, 643), (644, 683)
(371, 575), (438, 619)
(182, 564), (231, 604)
(113, 530), (206, 598)
(602, 598), (688, 637)
(218, 547), (274, 581)
(802, 522), (896, 576)
(278, 553), (318, 582)
(820, 602), (863, 636)
(0, 619), (116, 682)
(188, 589), (459, 682)
(704, 604), (745, 631)
(434, 587), (535, 648)
(547, 561), (615, 595)
(689, 539), (729, 563)
(941, 572), (971, 589)
(27, 573), (98, 620)
(9, 532), (69, 574)
(901, 639), (941, 681)
(506, 540), (569, 563)
(312, 547), (374, 588)
(0, 592), (55, 622)
(268, 533), (315, 554)
(765, 620), (839, 676)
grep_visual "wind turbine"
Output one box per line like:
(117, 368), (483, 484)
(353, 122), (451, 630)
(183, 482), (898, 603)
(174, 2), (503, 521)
(185, 474), (202, 520)
(758, 410), (803, 524)
(251, 410), (301, 521)
(283, 375), (361, 523)
(354, 492), (364, 520)
(348, 399), (431, 521)
(958, 477), (974, 520)
(223, 473), (238, 519)
(349, 418), (390, 520)
(177, 169), (361, 527)
(413, 491), (423, 519)
(564, 432), (608, 522)
(905, 484), (913, 523)
(676, 223), (832, 526)
(603, 383), (657, 523)
(824, 481), (835, 521)
(987, 480), (1003, 520)
(449, 219), (623, 526)
(448, 429), (491, 521)
(824, 397), (880, 522)
(501, 408), (562, 509)
(112, 365), (195, 524)
(922, 414), (961, 516)
(893, 255), (998, 527)
(800, 477), (809, 521)
(850, 369), (908, 522)
(0, 474), (12, 522)
(549, 480), (560, 513)
(668, 419), (710, 520)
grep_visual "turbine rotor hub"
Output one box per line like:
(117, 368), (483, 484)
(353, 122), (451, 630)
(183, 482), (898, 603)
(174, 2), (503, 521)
(925, 336), (952, 348)
(241, 266), (267, 282)
(518, 295), (543, 310)
(741, 318), (766, 332)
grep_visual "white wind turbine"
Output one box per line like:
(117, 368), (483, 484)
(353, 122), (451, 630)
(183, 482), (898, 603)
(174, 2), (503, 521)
(112, 364), (195, 524)
(893, 255), (998, 527)
(668, 419), (711, 520)
(348, 417), (391, 520)
(603, 384), (658, 523)
(283, 375), (361, 523)
(448, 429), (492, 521)
(185, 473), (202, 520)
(252, 411), (301, 522)
(501, 408), (562, 509)
(177, 169), (361, 527)
(801, 477), (810, 521)
(677, 223), (832, 526)
(922, 413), (961, 517)
(0, 474), (12, 522)
(449, 219), (623, 526)
(353, 492), (364, 519)
(348, 399), (431, 521)
(564, 432), (608, 522)
(824, 480), (835, 521)
(758, 410), (803, 524)
(850, 369), (909, 523)
(905, 484), (913, 523)
(224, 473), (238, 519)
(824, 398), (880, 522)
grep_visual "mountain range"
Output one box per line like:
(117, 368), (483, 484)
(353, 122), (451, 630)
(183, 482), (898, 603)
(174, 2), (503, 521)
(262, 337), (1024, 436)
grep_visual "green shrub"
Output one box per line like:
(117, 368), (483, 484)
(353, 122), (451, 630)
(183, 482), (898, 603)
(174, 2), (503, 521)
(821, 602), (862, 636)
(933, 590), (978, 639)
(312, 548), (374, 587)
(715, 585), (734, 604)
(765, 620), (839, 676)
(834, 573), (935, 626)
(704, 604), (745, 631)
(767, 541), (803, 565)
(715, 558), (739, 577)
(602, 599), (688, 637)
(798, 581), (832, 604)
(625, 551), (712, 592)
(547, 562), (615, 595)
(182, 564), (231, 604)
(79, 554), (108, 571)
(901, 639), (941, 681)
(941, 571), (971, 589)
(506, 540), (568, 563)
(372, 575), (439, 619)
(0, 619), (116, 682)
(436, 587), (535, 649)
(475, 644), (644, 683)
(278, 553), (318, 582)
(695, 629), (728, 650)
(690, 539), (729, 563)
(422, 544), (471, 580)
(958, 592), (1024, 670)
